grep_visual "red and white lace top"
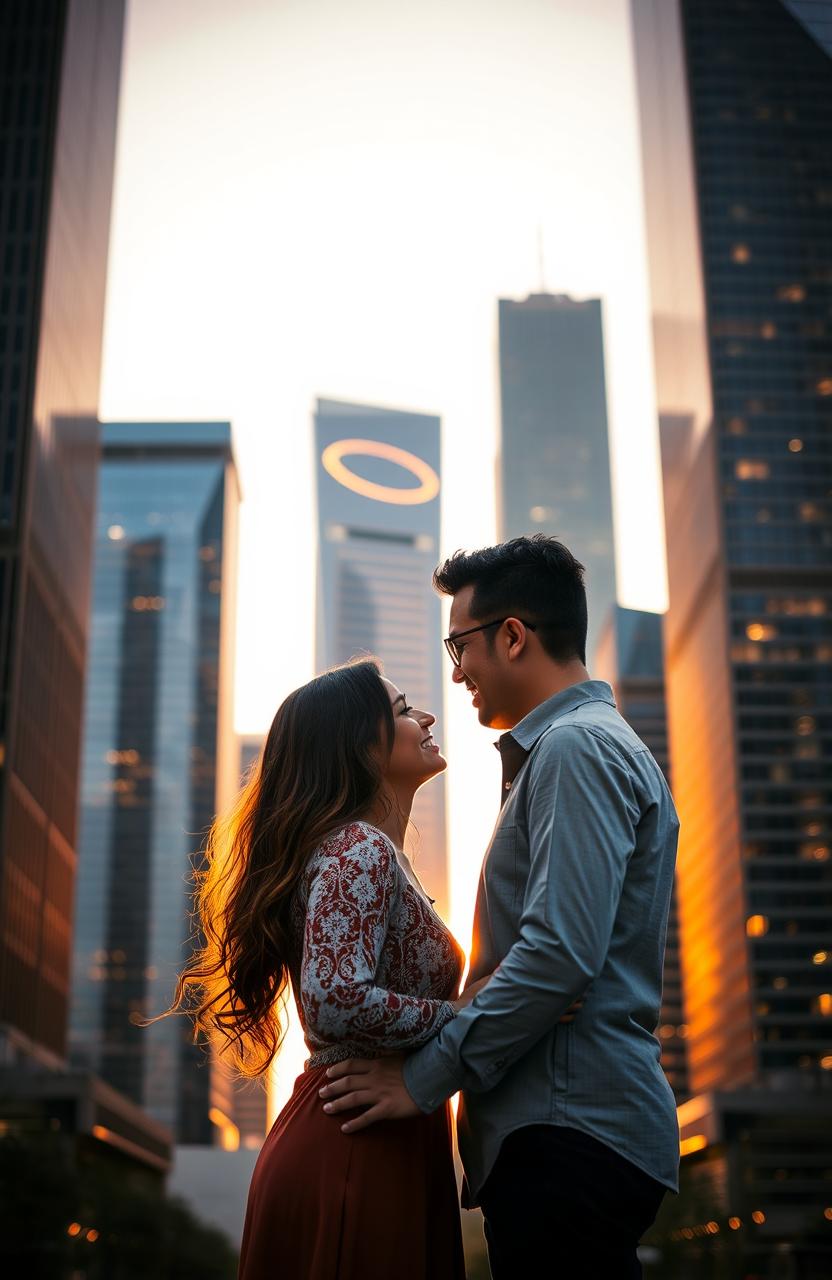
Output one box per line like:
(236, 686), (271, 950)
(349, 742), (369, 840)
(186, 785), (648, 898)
(289, 821), (465, 1070)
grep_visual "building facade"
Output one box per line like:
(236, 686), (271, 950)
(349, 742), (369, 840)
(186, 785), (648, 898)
(0, 0), (125, 1066)
(632, 0), (832, 1262)
(69, 423), (240, 1145)
(314, 399), (449, 914)
(497, 293), (617, 667)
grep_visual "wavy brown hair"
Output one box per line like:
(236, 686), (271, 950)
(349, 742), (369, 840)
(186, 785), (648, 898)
(156, 658), (395, 1080)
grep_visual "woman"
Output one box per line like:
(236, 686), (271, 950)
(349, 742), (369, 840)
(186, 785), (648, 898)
(168, 659), (488, 1279)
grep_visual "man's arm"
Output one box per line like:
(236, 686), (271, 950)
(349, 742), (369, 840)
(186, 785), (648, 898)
(400, 724), (639, 1112)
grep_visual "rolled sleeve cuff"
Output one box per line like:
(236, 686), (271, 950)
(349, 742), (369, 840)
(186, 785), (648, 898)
(402, 1034), (464, 1113)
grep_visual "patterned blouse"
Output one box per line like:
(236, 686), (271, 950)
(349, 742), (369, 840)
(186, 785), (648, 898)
(290, 821), (465, 1070)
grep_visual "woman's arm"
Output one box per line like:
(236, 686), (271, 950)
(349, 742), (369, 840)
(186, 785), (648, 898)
(300, 823), (457, 1050)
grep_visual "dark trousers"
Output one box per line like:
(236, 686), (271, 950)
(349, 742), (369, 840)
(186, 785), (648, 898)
(478, 1124), (666, 1279)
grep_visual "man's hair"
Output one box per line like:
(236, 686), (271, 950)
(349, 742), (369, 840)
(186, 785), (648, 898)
(433, 535), (588, 665)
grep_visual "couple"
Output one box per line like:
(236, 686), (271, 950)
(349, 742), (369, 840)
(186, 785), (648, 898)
(174, 535), (680, 1279)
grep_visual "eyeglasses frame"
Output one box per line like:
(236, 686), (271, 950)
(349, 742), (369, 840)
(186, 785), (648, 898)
(442, 617), (538, 667)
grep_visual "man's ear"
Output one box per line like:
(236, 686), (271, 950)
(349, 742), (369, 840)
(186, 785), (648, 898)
(504, 618), (529, 661)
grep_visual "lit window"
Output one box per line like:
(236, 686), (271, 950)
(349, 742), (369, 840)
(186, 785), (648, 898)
(800, 844), (829, 862)
(800, 502), (821, 521)
(760, 322), (776, 339)
(130, 596), (165, 611)
(107, 524), (125, 541)
(773, 976), (788, 990)
(788, 438), (803, 452)
(731, 244), (751, 263)
(813, 952), (828, 966)
(795, 716), (816, 735)
(822, 1056), (832, 1071)
(816, 994), (832, 1017)
(825, 1207), (832, 1220)
(727, 416), (746, 435)
(746, 623), (776, 641)
(746, 915), (769, 937)
(728, 1217), (742, 1230)
(817, 378), (832, 396)
(736, 460), (770, 480)
(776, 284), (806, 302)
(751, 1211), (766, 1225)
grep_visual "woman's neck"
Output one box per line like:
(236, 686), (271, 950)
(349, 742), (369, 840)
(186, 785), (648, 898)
(364, 784), (414, 853)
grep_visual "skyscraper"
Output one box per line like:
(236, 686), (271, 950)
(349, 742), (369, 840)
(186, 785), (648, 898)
(314, 399), (449, 914)
(632, 0), (832, 1254)
(0, 0), (125, 1067)
(594, 606), (689, 1102)
(69, 423), (240, 1144)
(497, 293), (616, 666)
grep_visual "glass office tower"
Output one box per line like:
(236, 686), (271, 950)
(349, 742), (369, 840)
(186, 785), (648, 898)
(0, 0), (125, 1066)
(314, 399), (449, 914)
(69, 423), (240, 1144)
(497, 293), (617, 667)
(632, 0), (832, 1258)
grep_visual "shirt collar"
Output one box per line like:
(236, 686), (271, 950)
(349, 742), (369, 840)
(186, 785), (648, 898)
(496, 679), (617, 759)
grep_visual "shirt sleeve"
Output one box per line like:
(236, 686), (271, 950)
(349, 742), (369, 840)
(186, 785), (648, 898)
(300, 823), (457, 1050)
(401, 725), (639, 1112)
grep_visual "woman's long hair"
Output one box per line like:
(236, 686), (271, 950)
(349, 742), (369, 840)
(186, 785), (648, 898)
(158, 658), (395, 1080)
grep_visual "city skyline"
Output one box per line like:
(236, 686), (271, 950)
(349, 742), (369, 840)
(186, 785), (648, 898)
(98, 0), (669, 943)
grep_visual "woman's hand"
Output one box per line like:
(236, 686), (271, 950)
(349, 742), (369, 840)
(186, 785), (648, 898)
(450, 971), (494, 1013)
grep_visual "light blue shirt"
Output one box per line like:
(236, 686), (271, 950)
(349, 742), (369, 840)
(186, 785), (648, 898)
(402, 680), (680, 1208)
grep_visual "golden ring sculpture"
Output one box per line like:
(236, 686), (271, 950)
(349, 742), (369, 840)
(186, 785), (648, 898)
(321, 438), (440, 506)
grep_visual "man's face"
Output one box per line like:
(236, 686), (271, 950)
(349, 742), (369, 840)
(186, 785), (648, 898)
(447, 586), (515, 730)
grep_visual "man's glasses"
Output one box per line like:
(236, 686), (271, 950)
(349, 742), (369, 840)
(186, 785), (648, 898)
(443, 618), (538, 667)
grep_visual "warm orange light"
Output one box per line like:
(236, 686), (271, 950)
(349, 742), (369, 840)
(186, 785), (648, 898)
(706, 1221), (720, 1234)
(86, 1229), (99, 1243)
(67, 1223), (82, 1237)
(680, 1134), (708, 1157)
(814, 952), (829, 966)
(817, 378), (832, 396)
(728, 1216), (742, 1230)
(816, 994), (832, 1017)
(824, 1207), (832, 1221)
(208, 1106), (240, 1151)
(321, 438), (440, 506)
(788, 438), (804, 452)
(735, 459), (770, 480)
(746, 622), (776, 641)
(822, 1055), (832, 1070)
(731, 244), (751, 263)
(752, 1210), (766, 1225)
(746, 915), (769, 938)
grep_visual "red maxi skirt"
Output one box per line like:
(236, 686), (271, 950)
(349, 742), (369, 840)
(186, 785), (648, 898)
(237, 1062), (467, 1280)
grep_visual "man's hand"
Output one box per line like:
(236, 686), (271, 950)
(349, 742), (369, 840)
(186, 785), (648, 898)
(317, 1053), (420, 1133)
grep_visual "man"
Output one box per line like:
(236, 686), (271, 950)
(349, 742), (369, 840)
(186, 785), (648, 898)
(319, 535), (680, 1276)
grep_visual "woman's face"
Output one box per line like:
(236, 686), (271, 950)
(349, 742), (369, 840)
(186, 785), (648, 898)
(381, 677), (447, 790)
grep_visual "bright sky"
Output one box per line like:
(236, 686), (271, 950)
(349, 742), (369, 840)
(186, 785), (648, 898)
(99, 0), (667, 1107)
